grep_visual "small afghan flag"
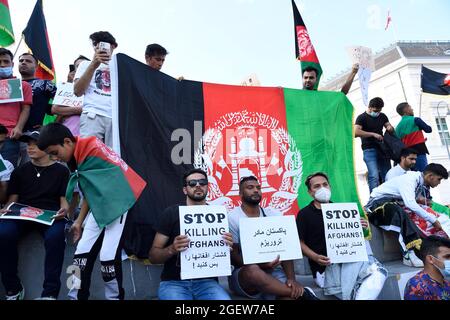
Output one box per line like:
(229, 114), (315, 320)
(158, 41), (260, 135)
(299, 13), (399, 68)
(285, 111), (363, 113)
(291, 0), (322, 89)
(66, 137), (147, 228)
(421, 65), (450, 96)
(0, 0), (14, 47)
(22, 0), (55, 81)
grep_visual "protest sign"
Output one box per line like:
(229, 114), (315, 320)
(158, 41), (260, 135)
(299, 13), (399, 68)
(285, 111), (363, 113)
(53, 82), (83, 108)
(437, 214), (450, 238)
(239, 215), (302, 264)
(322, 203), (368, 263)
(0, 78), (23, 104)
(179, 205), (231, 280)
(347, 46), (375, 106)
(1, 202), (55, 225)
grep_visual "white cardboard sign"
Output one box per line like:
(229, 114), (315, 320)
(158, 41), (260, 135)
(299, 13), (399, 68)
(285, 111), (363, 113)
(53, 82), (84, 108)
(239, 215), (302, 264)
(322, 203), (368, 264)
(179, 205), (231, 280)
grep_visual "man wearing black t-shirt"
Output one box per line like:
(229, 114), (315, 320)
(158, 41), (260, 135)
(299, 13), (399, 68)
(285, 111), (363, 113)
(149, 168), (232, 300)
(355, 97), (394, 192)
(0, 131), (69, 300)
(296, 172), (386, 299)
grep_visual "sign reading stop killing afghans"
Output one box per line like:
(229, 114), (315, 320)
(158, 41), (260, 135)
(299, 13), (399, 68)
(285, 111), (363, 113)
(179, 205), (231, 280)
(321, 203), (368, 264)
(239, 215), (302, 264)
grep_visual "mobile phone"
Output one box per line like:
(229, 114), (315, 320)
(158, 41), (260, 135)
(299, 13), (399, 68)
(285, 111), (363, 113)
(69, 64), (75, 73)
(98, 41), (111, 55)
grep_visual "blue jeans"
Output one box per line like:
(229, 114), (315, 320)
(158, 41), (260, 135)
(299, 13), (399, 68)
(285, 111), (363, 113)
(363, 148), (391, 193)
(0, 138), (20, 167)
(158, 279), (231, 300)
(0, 219), (66, 298)
(413, 154), (428, 172)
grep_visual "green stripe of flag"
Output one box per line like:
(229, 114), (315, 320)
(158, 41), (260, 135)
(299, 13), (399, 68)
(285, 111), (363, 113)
(284, 89), (370, 238)
(0, 1), (14, 47)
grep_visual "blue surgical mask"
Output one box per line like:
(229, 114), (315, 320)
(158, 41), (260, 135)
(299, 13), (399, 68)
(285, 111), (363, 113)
(432, 256), (450, 278)
(369, 111), (380, 118)
(0, 66), (13, 78)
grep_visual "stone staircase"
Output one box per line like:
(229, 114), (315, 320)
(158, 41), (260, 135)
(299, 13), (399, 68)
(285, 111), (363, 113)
(0, 223), (420, 300)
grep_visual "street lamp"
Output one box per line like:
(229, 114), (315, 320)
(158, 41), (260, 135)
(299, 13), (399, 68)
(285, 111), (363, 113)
(435, 101), (450, 161)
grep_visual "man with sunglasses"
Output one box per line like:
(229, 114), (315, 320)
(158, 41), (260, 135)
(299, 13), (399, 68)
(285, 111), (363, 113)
(149, 168), (232, 300)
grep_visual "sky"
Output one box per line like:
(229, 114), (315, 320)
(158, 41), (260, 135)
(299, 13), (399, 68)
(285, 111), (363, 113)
(6, 0), (450, 89)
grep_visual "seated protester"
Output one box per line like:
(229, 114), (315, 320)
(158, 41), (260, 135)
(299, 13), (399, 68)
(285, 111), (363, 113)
(404, 235), (450, 300)
(365, 163), (449, 267)
(149, 169), (232, 300)
(385, 148), (417, 181)
(228, 176), (318, 300)
(0, 131), (70, 300)
(297, 172), (387, 300)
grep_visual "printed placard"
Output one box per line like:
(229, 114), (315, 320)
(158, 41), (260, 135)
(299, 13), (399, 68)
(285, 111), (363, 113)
(1, 202), (55, 225)
(346, 46), (375, 70)
(53, 82), (84, 108)
(179, 205), (231, 280)
(0, 78), (24, 104)
(321, 203), (368, 263)
(239, 215), (302, 264)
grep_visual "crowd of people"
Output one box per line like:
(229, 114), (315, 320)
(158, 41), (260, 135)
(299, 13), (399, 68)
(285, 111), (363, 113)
(0, 30), (448, 301)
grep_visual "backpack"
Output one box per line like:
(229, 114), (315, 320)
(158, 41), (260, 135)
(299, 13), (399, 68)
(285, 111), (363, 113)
(379, 131), (406, 163)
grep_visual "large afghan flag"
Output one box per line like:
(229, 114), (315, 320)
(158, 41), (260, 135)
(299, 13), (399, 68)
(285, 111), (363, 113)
(291, 0), (322, 89)
(66, 136), (147, 229)
(0, 0), (14, 47)
(22, 0), (55, 81)
(111, 54), (368, 259)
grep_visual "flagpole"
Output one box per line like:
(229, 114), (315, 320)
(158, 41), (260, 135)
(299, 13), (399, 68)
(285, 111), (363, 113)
(398, 72), (407, 102)
(12, 35), (24, 59)
(418, 91), (423, 117)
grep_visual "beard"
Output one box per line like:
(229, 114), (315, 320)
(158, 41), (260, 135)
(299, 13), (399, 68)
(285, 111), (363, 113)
(187, 189), (207, 202)
(243, 193), (261, 206)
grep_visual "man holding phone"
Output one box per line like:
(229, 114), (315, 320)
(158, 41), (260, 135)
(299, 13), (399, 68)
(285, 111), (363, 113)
(74, 31), (117, 147)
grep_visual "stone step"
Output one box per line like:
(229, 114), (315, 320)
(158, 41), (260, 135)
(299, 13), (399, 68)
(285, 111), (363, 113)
(0, 231), (419, 300)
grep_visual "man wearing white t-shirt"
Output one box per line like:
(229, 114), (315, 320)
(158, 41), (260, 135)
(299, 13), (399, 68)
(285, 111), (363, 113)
(74, 31), (118, 147)
(385, 148), (417, 181)
(228, 176), (318, 300)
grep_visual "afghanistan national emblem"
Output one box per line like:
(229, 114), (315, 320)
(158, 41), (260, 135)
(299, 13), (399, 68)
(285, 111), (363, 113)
(296, 27), (315, 61)
(194, 110), (302, 215)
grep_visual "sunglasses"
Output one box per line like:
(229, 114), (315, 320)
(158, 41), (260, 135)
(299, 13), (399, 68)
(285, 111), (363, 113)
(186, 179), (208, 187)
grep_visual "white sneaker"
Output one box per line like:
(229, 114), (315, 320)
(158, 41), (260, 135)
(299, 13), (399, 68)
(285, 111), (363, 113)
(34, 296), (57, 300)
(5, 287), (25, 300)
(314, 272), (325, 288)
(403, 250), (424, 268)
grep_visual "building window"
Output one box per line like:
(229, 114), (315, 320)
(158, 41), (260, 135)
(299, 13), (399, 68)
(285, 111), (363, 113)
(435, 117), (450, 145)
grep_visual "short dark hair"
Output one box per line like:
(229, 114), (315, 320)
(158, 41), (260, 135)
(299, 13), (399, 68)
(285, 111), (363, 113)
(400, 147), (418, 159)
(424, 163), (449, 179)
(89, 31), (117, 47)
(73, 55), (90, 65)
(0, 48), (13, 61)
(368, 97), (384, 110)
(396, 102), (409, 116)
(302, 66), (318, 77)
(305, 172), (329, 190)
(19, 53), (38, 64)
(182, 168), (207, 186)
(37, 123), (75, 150)
(419, 235), (450, 261)
(0, 124), (8, 135)
(239, 176), (259, 190)
(145, 44), (168, 57)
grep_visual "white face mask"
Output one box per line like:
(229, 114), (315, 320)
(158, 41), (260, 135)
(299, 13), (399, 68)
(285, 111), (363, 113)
(314, 187), (331, 203)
